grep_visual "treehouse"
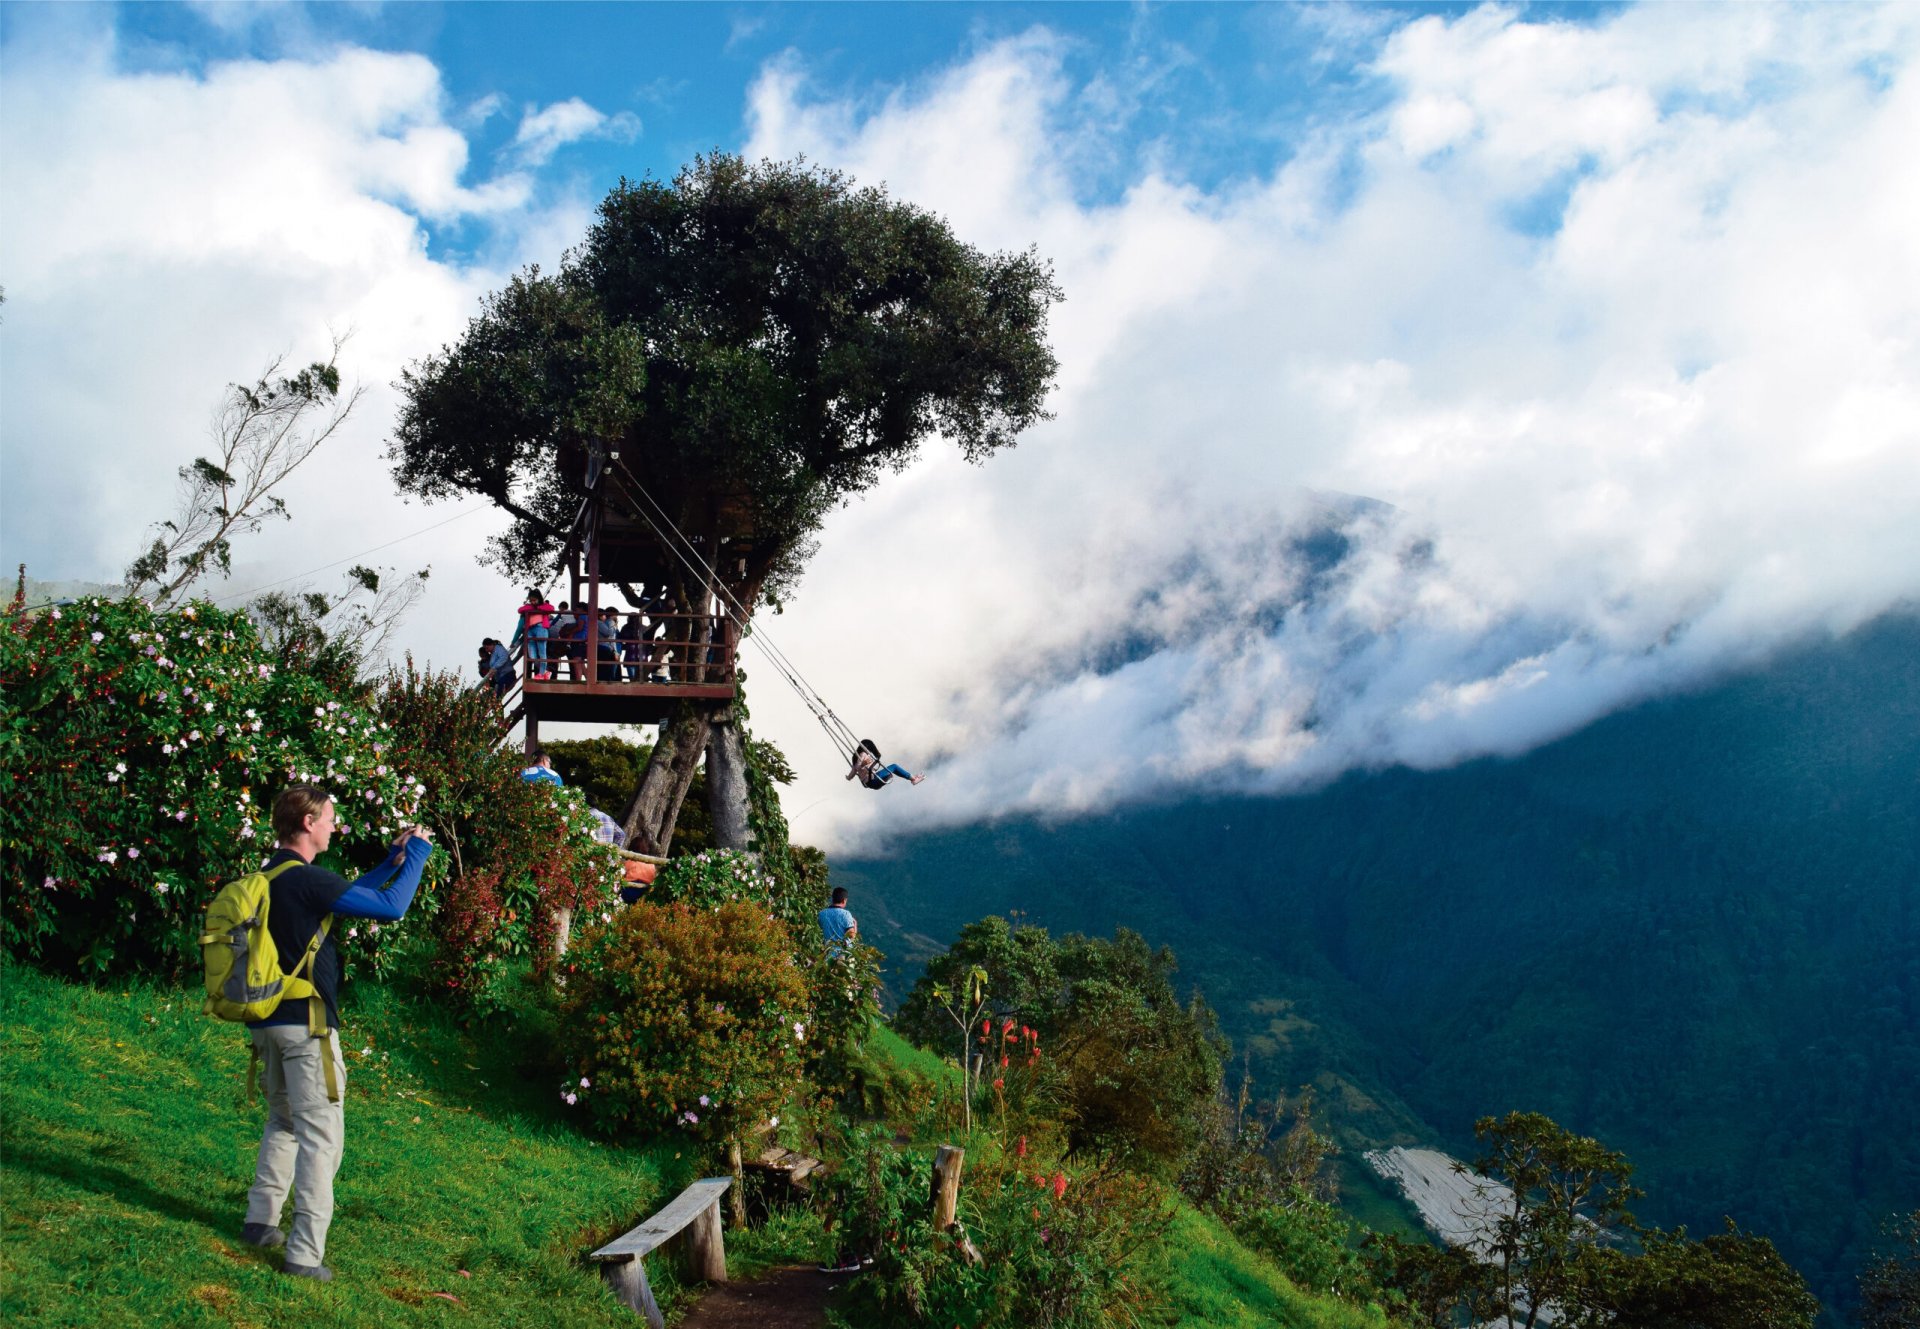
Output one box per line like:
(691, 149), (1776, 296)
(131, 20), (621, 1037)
(510, 445), (771, 752)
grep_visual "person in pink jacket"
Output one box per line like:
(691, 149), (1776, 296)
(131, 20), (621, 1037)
(513, 588), (555, 680)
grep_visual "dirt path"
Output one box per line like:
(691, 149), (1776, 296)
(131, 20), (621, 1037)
(675, 1265), (847, 1329)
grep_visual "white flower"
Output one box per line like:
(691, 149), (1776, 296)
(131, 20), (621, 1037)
(97, 849), (117, 864)
(126, 847), (139, 860)
(188, 730), (200, 741)
(563, 1091), (578, 1106)
(698, 1094), (709, 1106)
(41, 876), (58, 890)
(90, 631), (104, 643)
(49, 608), (60, 620)
(174, 810), (188, 822)
(106, 772), (120, 784)
(155, 880), (168, 894)
(580, 1077), (591, 1089)
(769, 1116), (779, 1129)
(245, 709), (257, 718)
(792, 1021), (806, 1042)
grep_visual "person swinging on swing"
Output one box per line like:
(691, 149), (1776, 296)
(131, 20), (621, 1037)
(846, 739), (925, 790)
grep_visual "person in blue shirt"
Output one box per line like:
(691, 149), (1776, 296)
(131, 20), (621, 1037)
(239, 784), (435, 1282)
(520, 749), (564, 786)
(818, 887), (858, 956)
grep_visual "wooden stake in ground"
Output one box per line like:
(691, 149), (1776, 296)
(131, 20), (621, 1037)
(931, 1145), (965, 1232)
(727, 1138), (748, 1227)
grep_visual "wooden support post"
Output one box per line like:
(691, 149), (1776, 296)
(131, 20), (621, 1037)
(600, 1257), (665, 1329)
(727, 1138), (748, 1228)
(524, 708), (540, 755)
(931, 1145), (965, 1234)
(685, 1198), (728, 1283)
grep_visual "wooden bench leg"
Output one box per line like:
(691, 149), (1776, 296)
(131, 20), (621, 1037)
(600, 1254), (665, 1329)
(686, 1198), (727, 1284)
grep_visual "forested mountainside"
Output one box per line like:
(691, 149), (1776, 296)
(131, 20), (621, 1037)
(838, 612), (1920, 1321)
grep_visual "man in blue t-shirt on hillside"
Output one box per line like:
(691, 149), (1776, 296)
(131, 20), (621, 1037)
(239, 783), (434, 1282)
(818, 887), (858, 957)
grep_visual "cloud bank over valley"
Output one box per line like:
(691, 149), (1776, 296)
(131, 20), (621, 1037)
(2, 4), (1915, 853)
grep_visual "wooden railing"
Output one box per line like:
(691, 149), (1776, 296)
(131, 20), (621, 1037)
(517, 611), (738, 689)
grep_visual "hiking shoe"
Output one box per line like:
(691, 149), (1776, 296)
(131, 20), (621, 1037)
(282, 1262), (333, 1282)
(241, 1223), (285, 1249)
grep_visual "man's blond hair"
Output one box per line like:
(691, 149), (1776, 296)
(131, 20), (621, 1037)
(272, 784), (333, 843)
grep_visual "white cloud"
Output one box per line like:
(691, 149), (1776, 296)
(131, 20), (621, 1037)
(0, 34), (568, 694)
(510, 96), (641, 167)
(4, 5), (1916, 863)
(735, 5), (1920, 852)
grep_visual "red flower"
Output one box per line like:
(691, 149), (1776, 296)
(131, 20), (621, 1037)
(1052, 1171), (1068, 1200)
(980, 1018), (991, 1037)
(992, 1077), (1004, 1090)
(1016, 1135), (1028, 1158)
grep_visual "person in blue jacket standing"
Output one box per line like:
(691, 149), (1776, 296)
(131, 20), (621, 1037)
(239, 783), (435, 1282)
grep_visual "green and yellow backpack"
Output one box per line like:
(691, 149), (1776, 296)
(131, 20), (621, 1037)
(200, 860), (337, 1099)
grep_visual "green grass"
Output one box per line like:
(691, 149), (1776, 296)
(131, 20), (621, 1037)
(0, 961), (700, 1328)
(1154, 1207), (1391, 1329)
(3, 966), (1399, 1329)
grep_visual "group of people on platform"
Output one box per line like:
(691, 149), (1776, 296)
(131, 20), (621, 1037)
(479, 586), (734, 698)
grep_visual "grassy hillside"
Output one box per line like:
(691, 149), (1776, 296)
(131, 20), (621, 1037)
(1, 963), (1382, 1328)
(839, 613), (1920, 1321)
(0, 962), (697, 1327)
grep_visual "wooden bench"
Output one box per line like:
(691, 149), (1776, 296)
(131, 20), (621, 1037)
(588, 1176), (732, 1328)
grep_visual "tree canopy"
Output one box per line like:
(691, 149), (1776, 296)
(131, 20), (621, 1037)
(391, 153), (1063, 599)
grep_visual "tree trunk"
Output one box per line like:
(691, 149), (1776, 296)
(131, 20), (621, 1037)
(706, 714), (752, 850)
(621, 705), (712, 855)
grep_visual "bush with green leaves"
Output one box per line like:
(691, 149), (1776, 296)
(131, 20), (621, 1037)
(556, 899), (812, 1143)
(369, 658), (625, 1007)
(898, 917), (1225, 1173)
(824, 1126), (1172, 1328)
(0, 594), (437, 976)
(1233, 1188), (1372, 1302)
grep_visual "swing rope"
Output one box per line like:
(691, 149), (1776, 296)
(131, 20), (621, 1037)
(603, 456), (866, 766)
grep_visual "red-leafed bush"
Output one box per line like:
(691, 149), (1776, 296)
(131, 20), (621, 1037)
(556, 899), (810, 1143)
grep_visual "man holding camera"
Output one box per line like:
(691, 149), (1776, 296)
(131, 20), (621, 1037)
(239, 784), (435, 1281)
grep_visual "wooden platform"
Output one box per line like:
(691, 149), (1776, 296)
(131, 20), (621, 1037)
(521, 678), (735, 725)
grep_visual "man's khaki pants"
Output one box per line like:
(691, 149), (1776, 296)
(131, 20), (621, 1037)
(243, 1023), (347, 1268)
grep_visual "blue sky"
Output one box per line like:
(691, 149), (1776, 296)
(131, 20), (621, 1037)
(3, 2), (1915, 848)
(74, 2), (1566, 255)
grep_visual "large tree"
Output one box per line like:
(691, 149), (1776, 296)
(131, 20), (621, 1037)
(391, 154), (1061, 851)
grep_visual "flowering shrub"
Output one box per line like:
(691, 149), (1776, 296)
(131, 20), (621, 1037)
(370, 659), (624, 1007)
(0, 594), (436, 975)
(556, 899), (810, 1143)
(655, 849), (882, 1093)
(824, 1128), (1172, 1328)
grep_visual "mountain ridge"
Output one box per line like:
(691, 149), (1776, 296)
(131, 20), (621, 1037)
(837, 612), (1920, 1322)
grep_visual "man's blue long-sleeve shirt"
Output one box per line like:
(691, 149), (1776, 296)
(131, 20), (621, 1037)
(251, 836), (435, 1028)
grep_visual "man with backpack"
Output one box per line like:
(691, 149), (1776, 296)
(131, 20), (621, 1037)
(238, 783), (435, 1281)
